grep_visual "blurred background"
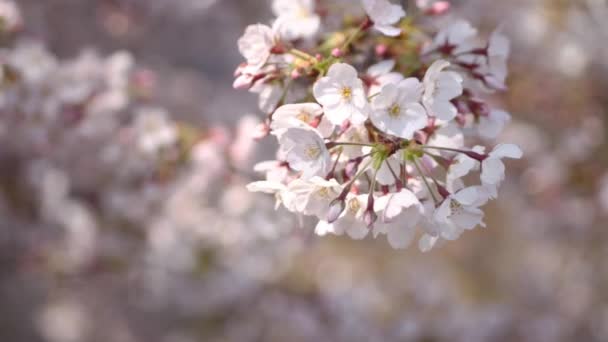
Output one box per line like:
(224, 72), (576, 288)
(1, 0), (608, 341)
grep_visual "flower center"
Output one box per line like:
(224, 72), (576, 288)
(388, 104), (401, 118)
(341, 86), (352, 101)
(304, 144), (321, 160)
(449, 200), (464, 215)
(296, 111), (312, 123)
(316, 187), (331, 198)
(347, 198), (360, 214)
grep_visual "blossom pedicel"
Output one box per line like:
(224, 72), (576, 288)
(237, 0), (522, 251)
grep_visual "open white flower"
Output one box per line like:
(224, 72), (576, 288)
(425, 20), (478, 56)
(272, 0), (320, 40)
(237, 24), (277, 70)
(422, 60), (463, 121)
(364, 60), (404, 96)
(313, 63), (369, 125)
(315, 194), (370, 240)
(480, 143), (522, 187)
(433, 186), (486, 240)
(374, 189), (424, 249)
(271, 103), (334, 137)
(278, 127), (331, 179)
(478, 109), (511, 139)
(362, 0), (406, 37)
(247, 180), (295, 211)
(287, 177), (341, 218)
(370, 78), (427, 139)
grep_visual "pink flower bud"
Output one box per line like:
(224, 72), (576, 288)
(253, 122), (270, 140)
(290, 68), (301, 80)
(233, 74), (253, 90)
(375, 44), (388, 57)
(426, 1), (450, 16)
(331, 48), (343, 58)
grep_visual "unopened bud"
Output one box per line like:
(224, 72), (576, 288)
(375, 44), (389, 57)
(233, 74), (253, 90)
(364, 194), (377, 228)
(363, 208), (378, 228)
(426, 1), (450, 16)
(291, 68), (302, 80)
(234, 63), (247, 77)
(327, 198), (346, 223)
(253, 122), (270, 140)
(345, 157), (363, 178)
(331, 48), (343, 58)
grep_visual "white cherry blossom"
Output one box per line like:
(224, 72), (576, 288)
(287, 177), (342, 218)
(480, 144), (523, 187)
(374, 189), (424, 249)
(433, 186), (486, 240)
(237, 24), (277, 70)
(278, 127), (332, 179)
(362, 0), (406, 37)
(370, 78), (427, 139)
(425, 19), (478, 55)
(272, 0), (320, 40)
(313, 63), (369, 125)
(422, 60), (463, 121)
(315, 194), (370, 239)
(271, 103), (334, 137)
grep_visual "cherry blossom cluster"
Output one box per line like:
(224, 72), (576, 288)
(237, 0), (522, 250)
